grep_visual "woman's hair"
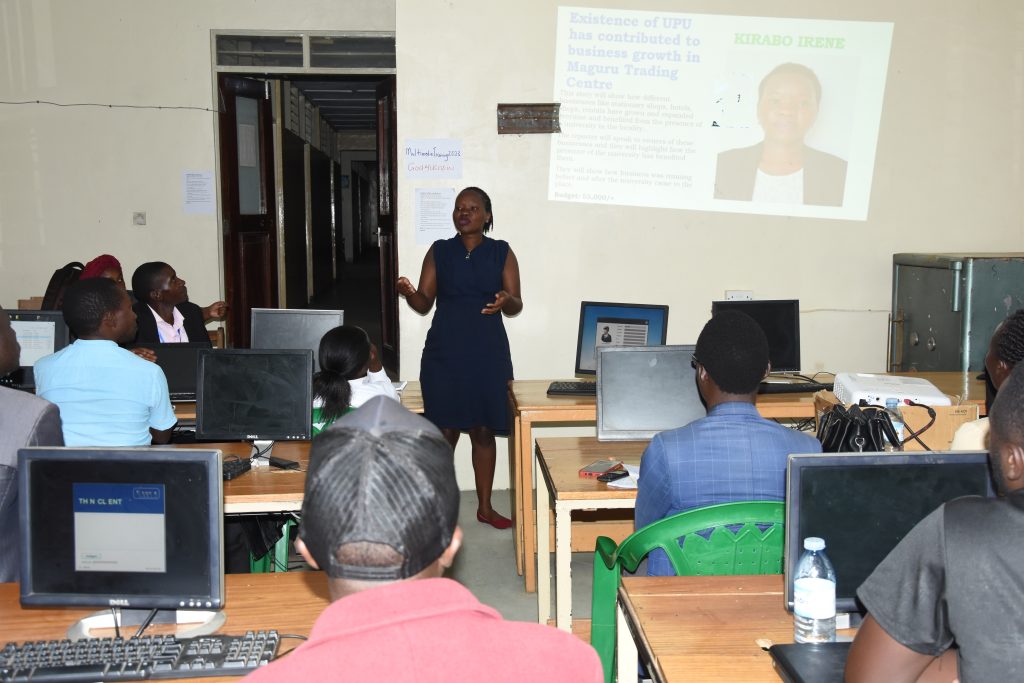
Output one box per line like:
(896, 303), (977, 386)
(459, 186), (494, 232)
(313, 325), (373, 422)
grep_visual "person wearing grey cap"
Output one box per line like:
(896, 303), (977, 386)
(243, 396), (602, 682)
(634, 311), (821, 576)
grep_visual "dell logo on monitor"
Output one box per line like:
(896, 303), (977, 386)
(108, 598), (130, 606)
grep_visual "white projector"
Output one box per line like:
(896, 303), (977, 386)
(832, 373), (952, 407)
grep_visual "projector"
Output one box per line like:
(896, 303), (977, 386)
(832, 373), (952, 407)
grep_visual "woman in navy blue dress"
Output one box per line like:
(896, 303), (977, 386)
(397, 187), (522, 529)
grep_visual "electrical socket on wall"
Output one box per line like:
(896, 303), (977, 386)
(725, 290), (753, 300)
(132, 212), (147, 226)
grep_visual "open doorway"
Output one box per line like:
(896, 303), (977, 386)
(213, 33), (399, 375)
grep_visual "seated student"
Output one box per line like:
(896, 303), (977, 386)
(846, 362), (1024, 682)
(130, 261), (227, 343)
(951, 308), (1024, 450)
(0, 309), (63, 582)
(312, 325), (399, 436)
(34, 278), (176, 446)
(243, 397), (602, 682)
(634, 311), (821, 576)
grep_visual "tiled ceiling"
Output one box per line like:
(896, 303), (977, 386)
(292, 79), (382, 132)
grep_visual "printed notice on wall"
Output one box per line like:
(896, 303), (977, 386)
(415, 187), (457, 245)
(405, 139), (463, 179)
(183, 170), (215, 214)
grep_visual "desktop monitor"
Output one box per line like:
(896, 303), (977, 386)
(0, 309), (71, 390)
(195, 348), (313, 442)
(18, 447), (224, 610)
(596, 345), (703, 441)
(575, 301), (669, 375)
(250, 308), (344, 372)
(132, 342), (210, 401)
(784, 450), (995, 614)
(711, 299), (800, 373)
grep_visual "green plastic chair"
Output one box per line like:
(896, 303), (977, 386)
(590, 500), (785, 683)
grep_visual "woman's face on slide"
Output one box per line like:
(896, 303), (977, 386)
(757, 73), (819, 144)
(452, 190), (491, 235)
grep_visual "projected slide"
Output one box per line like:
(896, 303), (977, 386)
(73, 483), (166, 573)
(550, 8), (893, 220)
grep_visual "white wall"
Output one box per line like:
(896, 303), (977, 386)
(394, 0), (1024, 488)
(0, 0), (394, 308)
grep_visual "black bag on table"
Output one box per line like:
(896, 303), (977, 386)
(818, 404), (902, 452)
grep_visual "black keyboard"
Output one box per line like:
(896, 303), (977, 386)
(222, 458), (252, 481)
(758, 381), (833, 394)
(0, 630), (280, 682)
(546, 380), (597, 396)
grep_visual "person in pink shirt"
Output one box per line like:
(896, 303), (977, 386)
(243, 397), (602, 683)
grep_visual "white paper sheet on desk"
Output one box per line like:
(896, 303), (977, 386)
(607, 464), (640, 489)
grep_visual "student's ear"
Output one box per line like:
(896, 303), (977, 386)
(438, 526), (463, 570)
(763, 362), (772, 381)
(1000, 442), (1024, 483)
(294, 537), (320, 570)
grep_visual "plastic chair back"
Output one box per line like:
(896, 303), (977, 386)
(590, 500), (784, 682)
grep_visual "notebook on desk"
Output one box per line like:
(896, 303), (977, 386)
(769, 642), (851, 683)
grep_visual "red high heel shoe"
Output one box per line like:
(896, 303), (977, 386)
(477, 511), (513, 530)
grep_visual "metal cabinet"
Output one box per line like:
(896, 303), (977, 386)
(890, 253), (1024, 372)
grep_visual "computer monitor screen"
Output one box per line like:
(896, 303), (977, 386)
(575, 301), (669, 375)
(196, 349), (313, 441)
(784, 451), (994, 613)
(132, 342), (209, 401)
(250, 308), (344, 372)
(18, 447), (223, 609)
(0, 310), (70, 389)
(596, 345), (703, 441)
(711, 299), (800, 373)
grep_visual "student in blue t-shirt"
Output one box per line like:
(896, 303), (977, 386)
(35, 278), (176, 447)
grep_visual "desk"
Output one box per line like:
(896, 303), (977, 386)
(0, 572), (329, 683)
(511, 372), (985, 594)
(535, 437), (645, 630)
(616, 574), (801, 683)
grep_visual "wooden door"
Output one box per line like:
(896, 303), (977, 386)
(376, 76), (399, 373)
(217, 75), (277, 347)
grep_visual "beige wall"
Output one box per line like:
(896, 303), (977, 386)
(0, 0), (394, 308)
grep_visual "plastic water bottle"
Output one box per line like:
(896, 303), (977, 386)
(885, 397), (905, 450)
(793, 537), (836, 643)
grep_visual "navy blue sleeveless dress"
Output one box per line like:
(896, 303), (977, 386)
(420, 236), (513, 435)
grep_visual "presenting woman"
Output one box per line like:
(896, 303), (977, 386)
(397, 187), (522, 529)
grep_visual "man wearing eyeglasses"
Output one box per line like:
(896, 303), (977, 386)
(634, 310), (821, 576)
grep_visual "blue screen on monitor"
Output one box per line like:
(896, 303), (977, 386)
(575, 302), (669, 375)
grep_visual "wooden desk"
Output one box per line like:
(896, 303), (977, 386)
(0, 572), (329, 682)
(535, 437), (646, 630)
(511, 372), (985, 594)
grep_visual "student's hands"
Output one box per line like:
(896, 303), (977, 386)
(396, 276), (416, 298)
(368, 344), (383, 373)
(202, 301), (228, 321)
(131, 347), (158, 363)
(482, 290), (511, 315)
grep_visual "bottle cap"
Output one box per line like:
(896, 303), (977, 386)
(803, 537), (825, 551)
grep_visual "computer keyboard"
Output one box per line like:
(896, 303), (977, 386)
(758, 381), (833, 395)
(0, 631), (280, 682)
(546, 380), (597, 396)
(222, 458), (252, 481)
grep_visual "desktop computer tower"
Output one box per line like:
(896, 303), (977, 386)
(889, 253), (1024, 372)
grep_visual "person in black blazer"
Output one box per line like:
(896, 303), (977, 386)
(130, 261), (225, 344)
(714, 62), (847, 207)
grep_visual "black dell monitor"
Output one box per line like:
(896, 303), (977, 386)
(250, 308), (344, 372)
(195, 349), (313, 451)
(711, 299), (800, 373)
(18, 447), (224, 637)
(574, 301), (669, 375)
(596, 345), (703, 441)
(0, 309), (71, 390)
(784, 450), (995, 616)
